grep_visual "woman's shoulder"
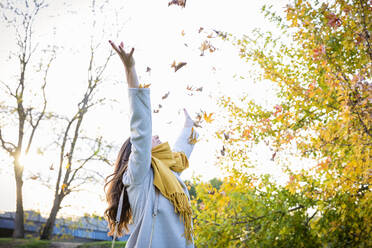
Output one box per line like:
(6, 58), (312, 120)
(122, 166), (153, 188)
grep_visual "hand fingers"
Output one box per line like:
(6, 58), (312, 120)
(118, 45), (129, 61)
(129, 47), (135, 58)
(109, 41), (121, 55)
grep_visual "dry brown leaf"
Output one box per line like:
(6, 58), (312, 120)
(188, 127), (198, 144)
(168, 0), (186, 8)
(162, 91), (170, 100)
(139, 83), (151, 88)
(171, 61), (187, 72)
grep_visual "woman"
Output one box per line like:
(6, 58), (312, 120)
(104, 40), (198, 248)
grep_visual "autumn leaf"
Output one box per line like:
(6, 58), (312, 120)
(312, 45), (326, 60)
(139, 83), (151, 88)
(30, 175), (39, 180)
(223, 132), (229, 140)
(242, 129), (251, 139)
(207, 33), (214, 39)
(188, 127), (198, 144)
(162, 91), (170, 99)
(168, 0), (186, 8)
(186, 85), (194, 91)
(65, 162), (71, 170)
(220, 145), (225, 156)
(198, 27), (204, 33)
(199, 40), (216, 56)
(271, 151), (277, 161)
(61, 183), (67, 192)
(213, 29), (227, 39)
(203, 112), (214, 123)
(326, 13), (341, 28)
(146, 66), (151, 72)
(171, 61), (187, 72)
(181, 30), (185, 36)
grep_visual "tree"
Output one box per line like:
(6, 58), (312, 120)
(0, 0), (55, 238)
(39, 0), (121, 240)
(193, 0), (371, 247)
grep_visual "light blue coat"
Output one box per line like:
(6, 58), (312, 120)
(122, 88), (197, 248)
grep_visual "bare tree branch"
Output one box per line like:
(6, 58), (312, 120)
(0, 128), (16, 154)
(25, 50), (56, 154)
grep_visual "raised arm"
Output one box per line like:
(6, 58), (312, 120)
(109, 41), (152, 185)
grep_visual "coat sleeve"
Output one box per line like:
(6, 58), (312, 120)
(125, 88), (152, 185)
(172, 126), (198, 175)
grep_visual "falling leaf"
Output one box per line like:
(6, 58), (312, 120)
(154, 109), (159, 113)
(198, 27), (204, 33)
(195, 87), (203, 92)
(30, 175), (39, 180)
(203, 112), (214, 123)
(171, 61), (187, 72)
(221, 145), (225, 156)
(49, 163), (54, 170)
(158, 104), (162, 108)
(188, 127), (198, 144)
(213, 29), (227, 38)
(139, 83), (151, 88)
(207, 33), (214, 38)
(199, 40), (216, 56)
(186, 85), (194, 91)
(162, 91), (170, 100)
(168, 0), (186, 8)
(146, 67), (151, 72)
(271, 151), (277, 161)
(223, 132), (229, 140)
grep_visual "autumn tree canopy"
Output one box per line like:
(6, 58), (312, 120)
(193, 0), (371, 247)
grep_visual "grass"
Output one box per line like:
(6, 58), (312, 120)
(0, 238), (51, 247)
(0, 238), (126, 248)
(77, 241), (127, 248)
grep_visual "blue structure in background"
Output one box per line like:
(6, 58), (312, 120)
(0, 210), (129, 241)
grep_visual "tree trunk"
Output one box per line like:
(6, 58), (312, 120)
(40, 196), (61, 240)
(12, 158), (24, 238)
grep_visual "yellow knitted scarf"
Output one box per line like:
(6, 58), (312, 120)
(151, 142), (193, 243)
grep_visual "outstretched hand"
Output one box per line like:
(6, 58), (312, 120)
(109, 40), (135, 71)
(109, 40), (139, 88)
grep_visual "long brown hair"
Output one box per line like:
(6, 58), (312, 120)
(104, 137), (132, 237)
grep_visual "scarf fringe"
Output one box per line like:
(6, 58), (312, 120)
(169, 192), (193, 243)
